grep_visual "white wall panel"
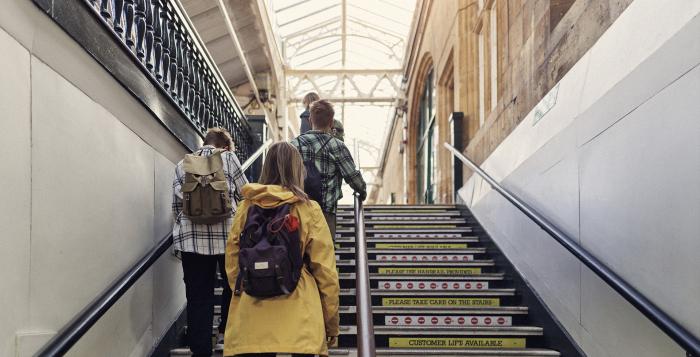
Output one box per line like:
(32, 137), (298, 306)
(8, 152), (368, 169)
(0, 26), (31, 357)
(579, 66), (700, 337)
(30, 57), (155, 330)
(1, 2), (189, 356)
(153, 152), (186, 336)
(460, 2), (700, 356)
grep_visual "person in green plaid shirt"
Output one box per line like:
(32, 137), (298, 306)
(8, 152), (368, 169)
(291, 99), (367, 238)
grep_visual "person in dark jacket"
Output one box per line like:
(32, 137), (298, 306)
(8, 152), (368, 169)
(299, 92), (345, 142)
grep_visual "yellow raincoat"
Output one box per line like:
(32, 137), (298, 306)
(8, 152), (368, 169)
(224, 184), (340, 356)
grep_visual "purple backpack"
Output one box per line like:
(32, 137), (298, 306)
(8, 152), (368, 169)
(234, 204), (304, 298)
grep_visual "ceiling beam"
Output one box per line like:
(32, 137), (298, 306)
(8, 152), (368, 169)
(288, 97), (397, 103)
(341, 0), (347, 68)
(215, 0), (274, 133)
(286, 69), (403, 75)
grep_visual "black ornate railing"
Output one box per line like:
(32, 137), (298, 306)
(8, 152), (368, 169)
(37, 0), (255, 161)
(444, 143), (700, 356)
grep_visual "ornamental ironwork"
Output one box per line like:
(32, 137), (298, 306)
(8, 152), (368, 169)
(84, 0), (254, 160)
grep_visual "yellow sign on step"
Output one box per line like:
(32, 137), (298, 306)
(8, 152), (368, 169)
(375, 243), (468, 249)
(389, 337), (525, 348)
(373, 224), (457, 229)
(378, 267), (481, 275)
(382, 298), (499, 307)
(334, 243), (341, 249)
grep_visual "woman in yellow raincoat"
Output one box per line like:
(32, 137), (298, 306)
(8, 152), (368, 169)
(224, 142), (340, 357)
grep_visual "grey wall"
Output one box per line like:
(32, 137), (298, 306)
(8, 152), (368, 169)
(0, 1), (188, 356)
(459, 1), (700, 356)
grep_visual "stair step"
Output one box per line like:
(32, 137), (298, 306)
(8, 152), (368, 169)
(374, 326), (544, 336)
(338, 288), (515, 296)
(339, 273), (505, 280)
(338, 220), (469, 225)
(337, 260), (494, 267)
(337, 228), (473, 234)
(373, 254), (479, 262)
(375, 348), (560, 356)
(343, 216), (466, 222)
(336, 238), (478, 244)
(346, 204), (458, 211)
(377, 281), (494, 291)
(373, 306), (529, 314)
(368, 261), (495, 267)
(382, 315), (514, 327)
(336, 248), (487, 254)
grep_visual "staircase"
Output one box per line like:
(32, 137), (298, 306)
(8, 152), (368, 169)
(169, 204), (574, 356)
(334, 204), (565, 356)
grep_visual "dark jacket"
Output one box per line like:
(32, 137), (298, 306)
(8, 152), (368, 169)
(300, 110), (312, 134)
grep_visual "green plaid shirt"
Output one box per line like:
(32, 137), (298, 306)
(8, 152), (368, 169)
(291, 131), (366, 214)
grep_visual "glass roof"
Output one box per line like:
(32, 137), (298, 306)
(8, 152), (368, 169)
(270, 0), (415, 201)
(271, 0), (415, 69)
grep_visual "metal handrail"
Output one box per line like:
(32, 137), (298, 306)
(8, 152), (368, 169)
(241, 139), (273, 171)
(353, 194), (376, 356)
(34, 234), (174, 356)
(443, 142), (700, 356)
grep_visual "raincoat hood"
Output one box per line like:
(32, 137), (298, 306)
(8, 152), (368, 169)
(242, 183), (301, 208)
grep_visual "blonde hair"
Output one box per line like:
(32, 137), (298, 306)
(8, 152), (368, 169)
(259, 142), (308, 200)
(203, 127), (234, 151)
(302, 92), (320, 109)
(309, 99), (334, 129)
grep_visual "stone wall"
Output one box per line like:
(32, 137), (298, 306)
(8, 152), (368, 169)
(374, 0), (634, 204)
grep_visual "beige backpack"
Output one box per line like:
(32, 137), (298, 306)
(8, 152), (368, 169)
(181, 149), (233, 224)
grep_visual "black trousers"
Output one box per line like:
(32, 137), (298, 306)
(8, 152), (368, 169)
(182, 252), (232, 357)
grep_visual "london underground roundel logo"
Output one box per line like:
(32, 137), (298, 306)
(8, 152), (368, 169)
(418, 317), (425, 324)
(465, 282), (472, 289)
(453, 283), (460, 289)
(497, 317), (506, 325)
(384, 282), (391, 289)
(442, 283), (448, 289)
(471, 317), (478, 325)
(484, 317), (492, 325)
(430, 282), (437, 289)
(407, 283), (414, 289)
(476, 283), (483, 289)
(396, 282), (402, 289)
(390, 317), (399, 324)
(419, 282), (425, 289)
(444, 317), (452, 325)
(431, 317), (439, 324)
(404, 317), (412, 324)
(458, 317), (465, 325)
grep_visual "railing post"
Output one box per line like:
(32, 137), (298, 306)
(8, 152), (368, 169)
(354, 195), (376, 357)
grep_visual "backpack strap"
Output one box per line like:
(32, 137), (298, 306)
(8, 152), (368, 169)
(314, 135), (332, 155)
